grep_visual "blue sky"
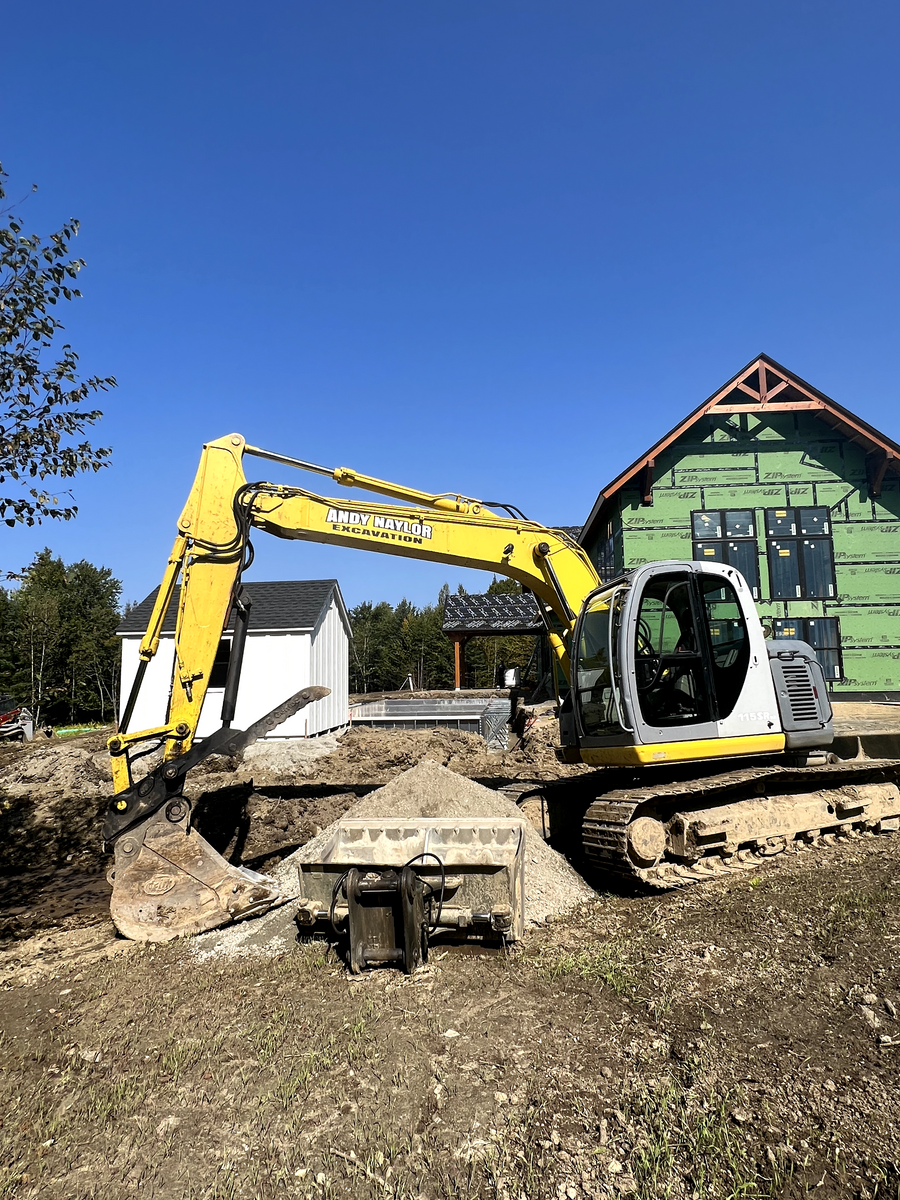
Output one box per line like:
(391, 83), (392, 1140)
(2, 1), (899, 608)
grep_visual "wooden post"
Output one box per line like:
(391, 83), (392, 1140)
(453, 636), (465, 691)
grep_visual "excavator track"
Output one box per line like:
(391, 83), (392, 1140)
(586, 759), (900, 887)
(516, 754), (900, 891)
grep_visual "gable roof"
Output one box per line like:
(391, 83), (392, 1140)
(442, 592), (543, 635)
(118, 579), (349, 637)
(580, 353), (900, 547)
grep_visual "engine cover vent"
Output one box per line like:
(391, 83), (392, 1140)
(767, 640), (834, 750)
(781, 662), (819, 723)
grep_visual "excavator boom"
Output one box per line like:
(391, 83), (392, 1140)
(106, 434), (599, 942)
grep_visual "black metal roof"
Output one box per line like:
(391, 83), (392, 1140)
(118, 579), (345, 636)
(442, 592), (543, 635)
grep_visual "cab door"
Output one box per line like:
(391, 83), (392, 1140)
(616, 561), (773, 749)
(623, 567), (721, 744)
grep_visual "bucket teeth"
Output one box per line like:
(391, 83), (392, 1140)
(109, 806), (282, 943)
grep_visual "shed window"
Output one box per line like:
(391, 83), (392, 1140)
(765, 508), (835, 599)
(692, 510), (759, 598)
(208, 638), (232, 689)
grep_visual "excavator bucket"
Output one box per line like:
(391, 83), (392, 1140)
(109, 802), (283, 942)
(106, 686), (331, 943)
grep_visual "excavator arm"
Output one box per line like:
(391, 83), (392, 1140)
(104, 433), (600, 942)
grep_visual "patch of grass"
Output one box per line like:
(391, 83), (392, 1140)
(160, 1036), (205, 1083)
(525, 938), (640, 996)
(629, 1076), (784, 1200)
(265, 1006), (376, 1109)
(818, 884), (893, 960)
(71, 1070), (150, 1127)
(53, 723), (109, 740)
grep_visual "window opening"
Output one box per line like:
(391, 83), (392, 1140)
(692, 510), (759, 598)
(772, 617), (842, 682)
(208, 638), (232, 689)
(765, 508), (835, 599)
(593, 521), (620, 580)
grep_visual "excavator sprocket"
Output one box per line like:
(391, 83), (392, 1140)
(109, 801), (284, 942)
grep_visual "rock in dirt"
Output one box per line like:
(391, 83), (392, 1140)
(190, 760), (594, 962)
(859, 1005), (882, 1031)
(238, 733), (346, 782)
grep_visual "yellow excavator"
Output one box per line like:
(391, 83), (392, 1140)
(104, 434), (900, 945)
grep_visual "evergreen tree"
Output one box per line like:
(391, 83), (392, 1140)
(0, 548), (122, 724)
(348, 600), (394, 693)
(61, 559), (121, 721)
(347, 585), (455, 693)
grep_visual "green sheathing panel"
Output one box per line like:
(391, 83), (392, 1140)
(595, 408), (900, 696)
(842, 650), (900, 692)
(835, 525), (900, 565)
(875, 479), (900, 519)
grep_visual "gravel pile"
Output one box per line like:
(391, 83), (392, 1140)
(190, 760), (594, 962)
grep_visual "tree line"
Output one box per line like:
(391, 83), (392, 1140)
(0, 549), (122, 726)
(348, 577), (539, 694)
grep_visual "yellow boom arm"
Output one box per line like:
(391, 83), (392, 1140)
(111, 433), (600, 791)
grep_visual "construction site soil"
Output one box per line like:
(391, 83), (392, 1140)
(1, 705), (899, 1197)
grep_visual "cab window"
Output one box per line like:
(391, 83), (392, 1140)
(575, 595), (623, 736)
(634, 575), (712, 727)
(700, 575), (749, 718)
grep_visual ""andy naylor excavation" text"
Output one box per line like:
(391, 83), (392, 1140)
(325, 509), (433, 543)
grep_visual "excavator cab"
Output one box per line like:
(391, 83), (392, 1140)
(562, 561), (832, 766)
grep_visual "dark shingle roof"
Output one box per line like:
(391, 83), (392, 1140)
(442, 592), (543, 635)
(118, 580), (342, 636)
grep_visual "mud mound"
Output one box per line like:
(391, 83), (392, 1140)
(0, 737), (115, 877)
(235, 722), (588, 790)
(0, 745), (112, 801)
(189, 785), (361, 867)
(0, 718), (582, 888)
(191, 761), (594, 962)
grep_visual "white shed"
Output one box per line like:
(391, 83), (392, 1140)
(117, 580), (351, 738)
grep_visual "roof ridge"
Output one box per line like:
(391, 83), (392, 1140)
(117, 578), (342, 636)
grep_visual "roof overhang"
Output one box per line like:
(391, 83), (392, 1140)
(118, 626), (317, 639)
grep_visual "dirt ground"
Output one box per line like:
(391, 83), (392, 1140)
(1, 706), (900, 1198)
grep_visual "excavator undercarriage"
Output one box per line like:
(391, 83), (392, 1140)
(519, 731), (900, 890)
